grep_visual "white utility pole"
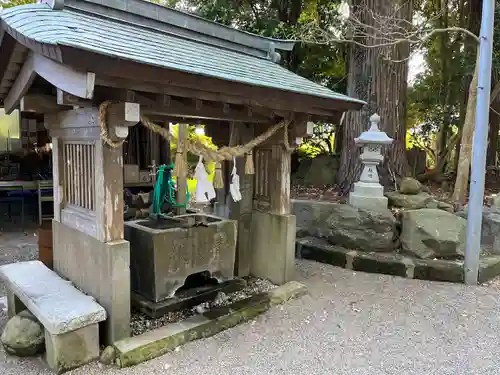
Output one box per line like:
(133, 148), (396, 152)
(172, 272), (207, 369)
(464, 0), (496, 285)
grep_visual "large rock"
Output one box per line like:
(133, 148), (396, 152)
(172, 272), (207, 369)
(457, 207), (500, 253)
(293, 155), (340, 186)
(1, 310), (45, 357)
(437, 201), (455, 213)
(493, 194), (500, 208)
(320, 204), (396, 252)
(399, 178), (422, 195)
(292, 200), (338, 237)
(386, 191), (432, 209)
(401, 209), (466, 259)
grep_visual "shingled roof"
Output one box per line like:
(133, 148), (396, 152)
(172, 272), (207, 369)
(0, 0), (364, 117)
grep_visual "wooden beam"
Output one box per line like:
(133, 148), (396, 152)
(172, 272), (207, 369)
(145, 114), (230, 128)
(136, 93), (271, 123)
(94, 87), (338, 124)
(4, 53), (37, 114)
(0, 44), (29, 99)
(48, 127), (102, 140)
(4, 52), (96, 113)
(57, 89), (93, 107)
(63, 47), (362, 115)
(0, 33), (18, 88)
(95, 74), (341, 119)
(107, 102), (140, 126)
(106, 102), (140, 139)
(44, 107), (99, 132)
(20, 93), (70, 113)
(33, 54), (95, 99)
(97, 87), (337, 125)
(0, 26), (5, 48)
(93, 87), (136, 102)
(94, 84), (340, 123)
(98, 89), (273, 123)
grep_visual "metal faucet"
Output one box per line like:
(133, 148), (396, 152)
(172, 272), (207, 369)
(149, 160), (158, 185)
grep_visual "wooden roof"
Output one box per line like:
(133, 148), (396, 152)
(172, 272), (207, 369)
(0, 0), (365, 123)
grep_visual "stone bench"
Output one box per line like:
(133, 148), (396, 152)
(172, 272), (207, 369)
(0, 261), (106, 374)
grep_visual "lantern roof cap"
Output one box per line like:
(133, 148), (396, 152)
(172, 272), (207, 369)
(354, 113), (393, 145)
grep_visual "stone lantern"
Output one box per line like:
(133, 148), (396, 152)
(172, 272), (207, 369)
(348, 113), (393, 211)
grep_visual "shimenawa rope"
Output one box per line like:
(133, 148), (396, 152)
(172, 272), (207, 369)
(98, 101), (296, 187)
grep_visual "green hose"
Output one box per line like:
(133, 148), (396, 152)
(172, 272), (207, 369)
(152, 164), (190, 217)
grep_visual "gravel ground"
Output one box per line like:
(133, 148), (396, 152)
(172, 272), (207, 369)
(0, 229), (38, 297)
(131, 277), (277, 336)
(2, 257), (500, 374)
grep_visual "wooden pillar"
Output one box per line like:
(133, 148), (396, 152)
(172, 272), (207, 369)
(250, 127), (296, 284)
(176, 123), (188, 215)
(94, 139), (125, 241)
(205, 122), (231, 217)
(51, 136), (65, 223)
(45, 103), (139, 344)
(159, 122), (171, 165)
(228, 123), (255, 277)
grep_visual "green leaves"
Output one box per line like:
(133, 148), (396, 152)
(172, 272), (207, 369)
(178, 0), (347, 91)
(1, 0), (34, 8)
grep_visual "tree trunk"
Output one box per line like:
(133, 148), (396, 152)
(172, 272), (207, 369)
(436, 0), (452, 172)
(487, 106), (499, 167)
(487, 91), (500, 166)
(337, 0), (411, 195)
(452, 51), (479, 204)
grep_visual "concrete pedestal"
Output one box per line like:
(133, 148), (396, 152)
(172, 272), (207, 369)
(45, 324), (99, 374)
(53, 221), (131, 344)
(250, 211), (296, 285)
(349, 181), (388, 211)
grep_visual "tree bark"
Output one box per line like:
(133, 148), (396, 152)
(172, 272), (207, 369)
(487, 102), (499, 166)
(452, 51), (479, 204)
(337, 0), (411, 195)
(487, 84), (500, 166)
(436, 0), (452, 171)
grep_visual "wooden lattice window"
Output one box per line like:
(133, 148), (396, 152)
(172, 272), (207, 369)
(254, 148), (271, 201)
(63, 141), (95, 211)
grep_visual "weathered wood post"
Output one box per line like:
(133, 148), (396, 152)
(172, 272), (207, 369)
(176, 123), (188, 215)
(250, 125), (296, 284)
(45, 103), (139, 344)
(228, 123), (255, 277)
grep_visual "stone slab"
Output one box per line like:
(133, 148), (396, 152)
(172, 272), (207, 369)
(296, 237), (500, 284)
(348, 193), (389, 212)
(296, 237), (348, 268)
(0, 260), (106, 335)
(412, 259), (464, 283)
(131, 278), (247, 318)
(113, 281), (307, 367)
(268, 281), (308, 304)
(115, 296), (270, 367)
(478, 256), (500, 283)
(352, 253), (408, 278)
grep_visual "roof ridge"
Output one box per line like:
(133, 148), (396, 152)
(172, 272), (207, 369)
(62, 5), (283, 63)
(55, 0), (295, 61)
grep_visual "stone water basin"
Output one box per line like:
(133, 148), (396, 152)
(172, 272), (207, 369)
(124, 213), (237, 303)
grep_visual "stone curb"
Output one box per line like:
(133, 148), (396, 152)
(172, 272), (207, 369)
(111, 281), (308, 368)
(297, 236), (500, 284)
